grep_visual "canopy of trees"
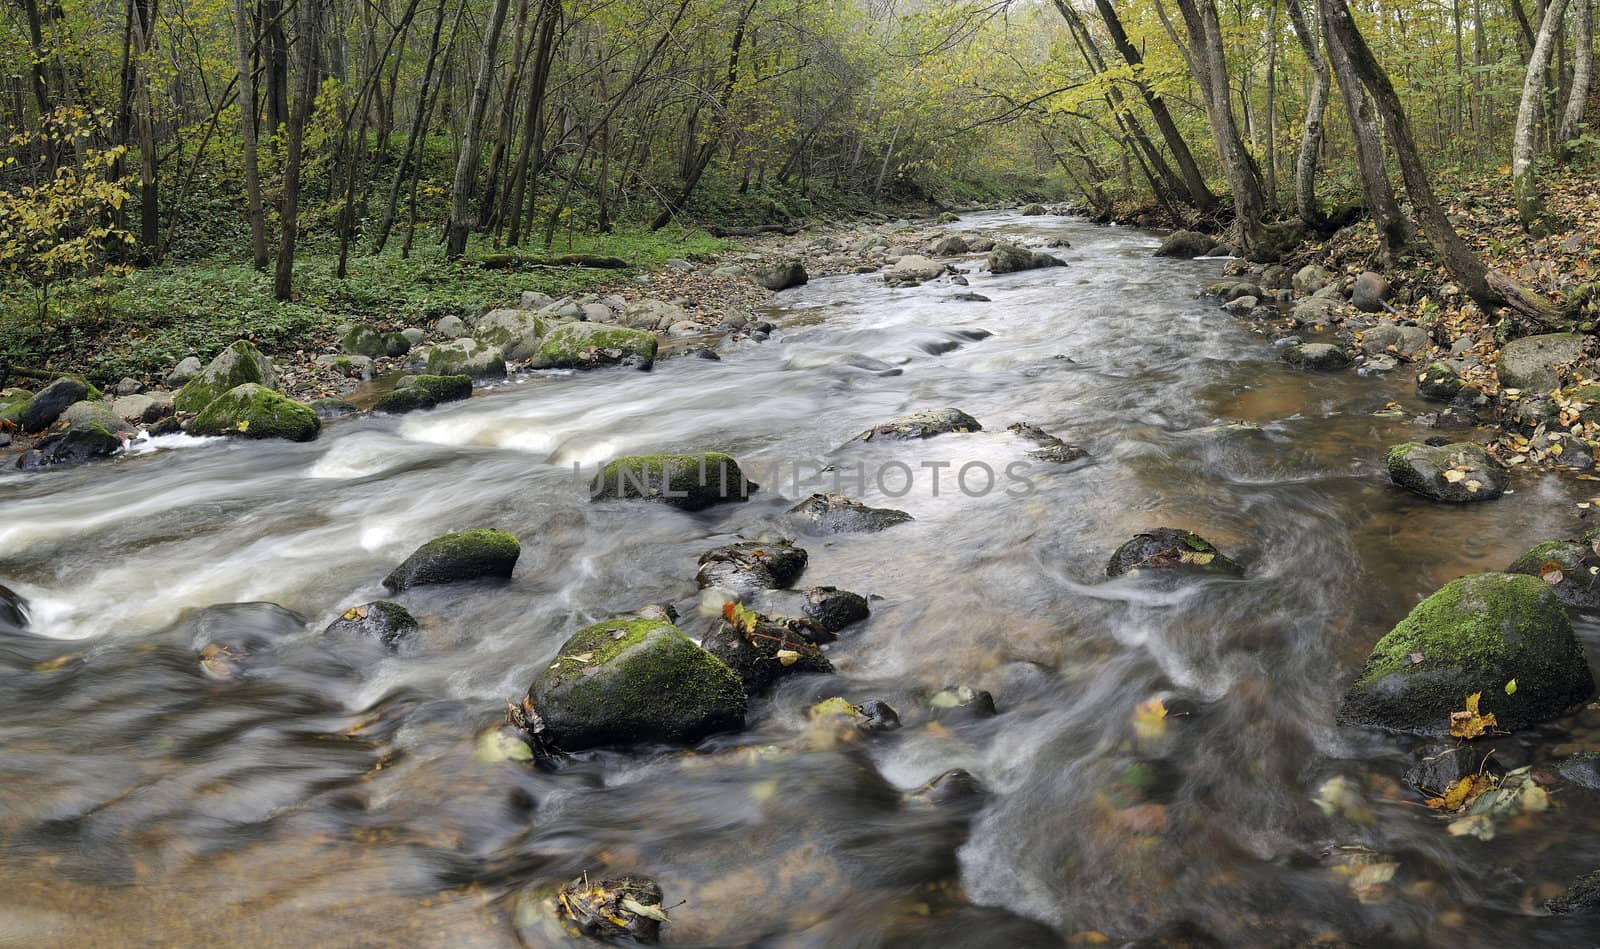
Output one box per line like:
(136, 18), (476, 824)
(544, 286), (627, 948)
(2, 0), (1594, 302)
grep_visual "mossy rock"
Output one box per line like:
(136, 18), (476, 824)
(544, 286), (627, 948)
(529, 322), (657, 370)
(1507, 539), (1600, 609)
(382, 528), (520, 591)
(528, 617), (745, 749)
(423, 339), (507, 379)
(590, 452), (755, 510)
(0, 389), (32, 427)
(1154, 230), (1215, 259)
(701, 610), (833, 695)
(189, 383), (320, 442)
(1106, 528), (1244, 579)
(1338, 573), (1595, 735)
(340, 324), (411, 358)
(16, 421), (122, 471)
(472, 308), (548, 360)
(1385, 442), (1506, 502)
(854, 407), (981, 442)
(62, 400), (134, 436)
(1417, 361), (1464, 401)
(324, 600), (420, 650)
(175, 340), (277, 413)
(372, 374), (472, 415)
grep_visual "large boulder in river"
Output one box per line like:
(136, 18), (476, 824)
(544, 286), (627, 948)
(696, 540), (808, 595)
(590, 452), (754, 510)
(757, 260), (808, 291)
(473, 308), (547, 360)
(854, 408), (981, 442)
(701, 606), (832, 695)
(529, 323), (657, 370)
(529, 616), (746, 749)
(1337, 573), (1595, 735)
(1153, 230), (1215, 259)
(1507, 539), (1600, 609)
(175, 340), (277, 413)
(884, 255), (950, 287)
(189, 384), (321, 441)
(987, 243), (1066, 274)
(787, 493), (913, 533)
(382, 528), (521, 591)
(1105, 528), (1245, 579)
(340, 324), (411, 358)
(929, 235), (969, 256)
(1497, 332), (1587, 393)
(15, 417), (123, 470)
(1385, 441), (1505, 502)
(18, 377), (91, 433)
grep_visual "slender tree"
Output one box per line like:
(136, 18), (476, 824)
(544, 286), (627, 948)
(1512, 0), (1571, 231)
(232, 0), (269, 269)
(444, 0), (512, 259)
(274, 0), (321, 300)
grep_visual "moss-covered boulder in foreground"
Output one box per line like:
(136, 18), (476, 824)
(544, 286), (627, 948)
(1507, 539), (1600, 609)
(382, 528), (520, 591)
(528, 617), (746, 749)
(1385, 441), (1506, 502)
(1105, 528), (1244, 579)
(590, 452), (754, 510)
(188, 384), (320, 441)
(1338, 573), (1594, 735)
(529, 322), (657, 370)
(175, 340), (277, 413)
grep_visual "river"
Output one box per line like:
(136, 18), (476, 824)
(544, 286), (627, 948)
(3, 211), (1600, 946)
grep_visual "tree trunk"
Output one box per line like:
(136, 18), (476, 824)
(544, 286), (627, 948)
(128, 0), (160, 260)
(372, 0), (456, 254)
(502, 0), (560, 246)
(1285, 0), (1329, 228)
(261, 0), (290, 138)
(1320, 0), (1407, 262)
(445, 0), (512, 259)
(1559, 0), (1593, 153)
(273, 0), (321, 300)
(1513, 0), (1571, 232)
(1173, 0), (1268, 252)
(1264, 0), (1280, 208)
(1087, 0), (1218, 210)
(650, 0), (758, 230)
(1321, 0), (1559, 322)
(232, 0), (269, 269)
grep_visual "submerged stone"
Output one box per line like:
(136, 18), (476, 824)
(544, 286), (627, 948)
(854, 408), (981, 442)
(324, 600), (420, 650)
(1338, 573), (1594, 735)
(1105, 528), (1244, 579)
(529, 617), (745, 749)
(695, 540), (808, 595)
(787, 493), (912, 533)
(382, 528), (520, 591)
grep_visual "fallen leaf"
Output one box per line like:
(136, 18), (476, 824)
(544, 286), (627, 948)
(1133, 697), (1168, 742)
(1449, 691), (1498, 739)
(775, 649), (801, 666)
(1541, 561), (1565, 585)
(1424, 773), (1497, 811)
(1504, 679), (1518, 695)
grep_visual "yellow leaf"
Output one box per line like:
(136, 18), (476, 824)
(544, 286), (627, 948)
(1424, 772), (1496, 811)
(1133, 697), (1168, 741)
(1449, 691), (1498, 739)
(775, 649), (801, 666)
(1504, 679), (1518, 695)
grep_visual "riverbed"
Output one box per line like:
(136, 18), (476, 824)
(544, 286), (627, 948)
(3, 211), (1599, 946)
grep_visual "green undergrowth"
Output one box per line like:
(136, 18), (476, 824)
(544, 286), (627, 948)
(0, 226), (728, 385)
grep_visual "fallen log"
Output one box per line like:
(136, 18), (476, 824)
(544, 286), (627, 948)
(707, 224), (800, 238)
(471, 253), (631, 270)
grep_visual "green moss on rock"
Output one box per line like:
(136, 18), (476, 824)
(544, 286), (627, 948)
(1506, 539), (1600, 609)
(372, 374), (472, 415)
(1385, 441), (1506, 502)
(590, 452), (754, 510)
(528, 617), (745, 749)
(189, 383), (320, 441)
(175, 340), (277, 413)
(1338, 573), (1594, 735)
(382, 528), (520, 591)
(529, 322), (657, 370)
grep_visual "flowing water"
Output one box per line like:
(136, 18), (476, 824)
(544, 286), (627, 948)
(5, 213), (1600, 946)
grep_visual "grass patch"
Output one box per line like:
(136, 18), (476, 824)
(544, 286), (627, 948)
(0, 226), (729, 385)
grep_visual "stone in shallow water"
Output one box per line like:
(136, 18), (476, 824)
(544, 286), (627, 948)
(1384, 441), (1505, 502)
(323, 600), (419, 650)
(529, 616), (745, 749)
(1105, 528), (1244, 579)
(701, 607), (832, 695)
(853, 407), (981, 442)
(590, 452), (755, 510)
(382, 529), (520, 591)
(695, 540), (808, 595)
(1338, 573), (1594, 736)
(787, 493), (912, 533)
